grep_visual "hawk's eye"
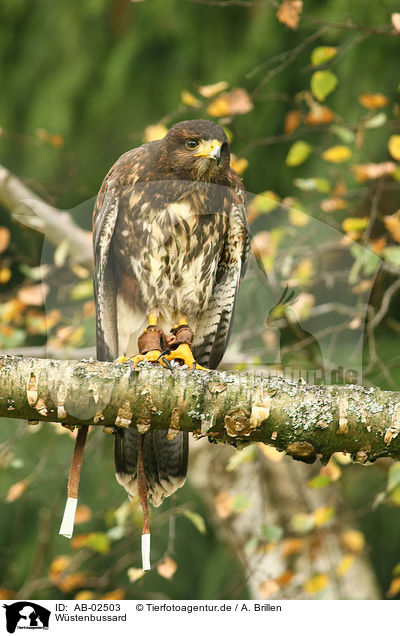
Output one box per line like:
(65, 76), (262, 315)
(186, 139), (200, 150)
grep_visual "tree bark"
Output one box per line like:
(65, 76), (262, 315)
(1, 354), (400, 464)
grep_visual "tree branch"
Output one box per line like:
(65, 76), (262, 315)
(1, 355), (399, 463)
(0, 164), (92, 266)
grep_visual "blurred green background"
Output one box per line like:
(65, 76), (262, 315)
(1, 0), (398, 207)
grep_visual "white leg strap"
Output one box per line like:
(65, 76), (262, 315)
(59, 497), (78, 539)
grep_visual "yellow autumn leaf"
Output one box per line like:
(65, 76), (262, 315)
(207, 88), (253, 118)
(303, 573), (329, 594)
(313, 505), (334, 527)
(215, 492), (234, 518)
(0, 227), (10, 253)
(276, 0), (303, 30)
(336, 554), (355, 577)
(388, 577), (400, 598)
(74, 590), (95, 600)
(157, 556), (177, 579)
(392, 13), (400, 32)
(288, 292), (315, 322)
(181, 90), (202, 108)
(0, 267), (11, 284)
(0, 588), (15, 600)
(49, 555), (71, 578)
(143, 124), (168, 143)
(18, 283), (49, 306)
(58, 573), (88, 594)
(230, 155), (249, 175)
(352, 161), (396, 182)
(258, 579), (280, 598)
(127, 567), (145, 582)
(6, 481), (27, 502)
(311, 46), (337, 66)
(290, 512), (314, 533)
(0, 325), (14, 338)
(289, 208), (309, 227)
(341, 529), (365, 553)
(207, 96), (229, 118)
(322, 145), (352, 163)
(198, 81), (229, 98)
(388, 135), (400, 161)
(342, 217), (368, 236)
(290, 258), (313, 285)
(384, 211), (400, 243)
(248, 191), (281, 224)
(35, 128), (63, 147)
(321, 198), (348, 213)
(262, 328), (278, 350)
(284, 109), (301, 133)
(281, 538), (304, 557)
(311, 71), (338, 102)
(74, 505), (92, 524)
(258, 443), (284, 462)
(68, 325), (85, 346)
(334, 452), (352, 465)
(320, 457), (341, 481)
(286, 140), (312, 166)
(49, 555), (79, 589)
(276, 570), (295, 587)
(101, 589), (125, 600)
(359, 93), (389, 109)
(71, 534), (90, 550)
(251, 232), (273, 258)
(50, 134), (63, 147)
(304, 104), (334, 125)
(370, 237), (387, 255)
(259, 541), (278, 555)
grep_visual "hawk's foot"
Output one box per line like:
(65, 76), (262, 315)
(129, 349), (166, 368)
(117, 350), (164, 366)
(116, 323), (170, 368)
(168, 323), (194, 348)
(138, 324), (166, 353)
(132, 323), (170, 367)
(164, 343), (205, 370)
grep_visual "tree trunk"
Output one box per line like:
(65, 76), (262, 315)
(189, 441), (381, 599)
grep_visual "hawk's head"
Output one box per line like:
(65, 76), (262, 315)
(164, 119), (230, 181)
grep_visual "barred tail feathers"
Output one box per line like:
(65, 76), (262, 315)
(114, 428), (188, 507)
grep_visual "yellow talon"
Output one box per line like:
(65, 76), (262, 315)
(164, 343), (205, 370)
(130, 349), (164, 368)
(116, 355), (129, 363)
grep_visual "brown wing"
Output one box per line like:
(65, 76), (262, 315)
(93, 147), (146, 361)
(193, 187), (249, 369)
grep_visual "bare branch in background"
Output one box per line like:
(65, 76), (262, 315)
(0, 164), (92, 267)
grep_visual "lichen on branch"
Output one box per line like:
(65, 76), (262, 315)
(0, 354), (400, 464)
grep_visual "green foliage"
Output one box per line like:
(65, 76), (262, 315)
(311, 70), (338, 101)
(286, 141), (312, 167)
(260, 524), (283, 542)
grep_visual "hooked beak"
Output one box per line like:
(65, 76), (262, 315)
(194, 140), (222, 166)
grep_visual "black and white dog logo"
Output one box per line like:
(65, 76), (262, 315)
(3, 602), (50, 633)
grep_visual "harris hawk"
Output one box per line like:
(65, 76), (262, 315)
(93, 119), (249, 512)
